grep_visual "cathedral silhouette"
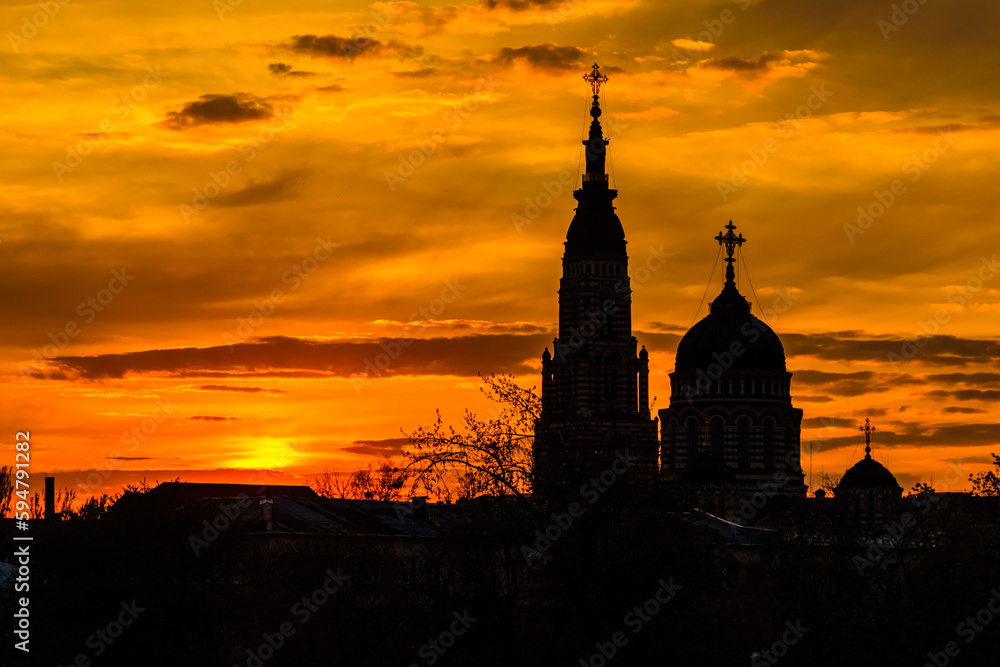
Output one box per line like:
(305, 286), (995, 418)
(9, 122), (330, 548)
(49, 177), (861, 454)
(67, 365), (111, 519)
(531, 64), (856, 516)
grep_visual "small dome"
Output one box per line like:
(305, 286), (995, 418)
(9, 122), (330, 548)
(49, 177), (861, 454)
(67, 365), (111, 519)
(838, 456), (901, 491)
(675, 283), (786, 374)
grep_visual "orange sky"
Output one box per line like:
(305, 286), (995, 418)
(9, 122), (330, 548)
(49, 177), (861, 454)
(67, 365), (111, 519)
(2, 0), (999, 501)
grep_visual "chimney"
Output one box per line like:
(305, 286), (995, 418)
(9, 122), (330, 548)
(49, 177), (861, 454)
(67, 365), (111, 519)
(45, 476), (56, 520)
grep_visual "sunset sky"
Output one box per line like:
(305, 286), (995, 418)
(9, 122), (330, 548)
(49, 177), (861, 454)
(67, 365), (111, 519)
(2, 0), (999, 501)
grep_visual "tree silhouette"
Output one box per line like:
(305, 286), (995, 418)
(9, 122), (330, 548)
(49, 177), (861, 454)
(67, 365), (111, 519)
(403, 374), (536, 503)
(313, 459), (409, 501)
(970, 452), (1000, 496)
(0, 465), (12, 518)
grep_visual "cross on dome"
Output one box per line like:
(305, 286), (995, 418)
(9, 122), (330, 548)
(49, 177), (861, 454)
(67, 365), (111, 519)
(860, 418), (876, 459)
(715, 220), (745, 286)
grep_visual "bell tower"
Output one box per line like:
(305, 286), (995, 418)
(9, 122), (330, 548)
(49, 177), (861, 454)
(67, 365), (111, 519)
(533, 64), (659, 494)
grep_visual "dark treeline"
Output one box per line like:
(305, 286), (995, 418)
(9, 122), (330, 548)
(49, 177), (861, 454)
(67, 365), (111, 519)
(2, 477), (1000, 667)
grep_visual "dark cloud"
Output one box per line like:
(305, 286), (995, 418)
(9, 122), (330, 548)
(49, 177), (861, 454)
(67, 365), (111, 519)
(811, 422), (1000, 453)
(497, 44), (586, 72)
(801, 417), (854, 428)
(106, 456), (153, 461)
(928, 389), (1000, 402)
(483, 0), (564, 10)
(927, 372), (1000, 386)
(212, 173), (307, 208)
(161, 94), (274, 130)
(393, 68), (439, 78)
(943, 406), (987, 414)
(197, 385), (287, 394)
(268, 63), (314, 77)
(287, 34), (421, 60)
(40, 334), (548, 381)
(791, 369), (920, 397)
(697, 53), (780, 72)
(190, 415), (239, 421)
(783, 333), (1000, 367)
(343, 438), (409, 456)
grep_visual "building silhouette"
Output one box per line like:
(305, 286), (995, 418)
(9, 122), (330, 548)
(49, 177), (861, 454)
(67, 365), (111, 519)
(533, 64), (659, 491)
(534, 64), (805, 510)
(835, 419), (903, 527)
(660, 222), (807, 511)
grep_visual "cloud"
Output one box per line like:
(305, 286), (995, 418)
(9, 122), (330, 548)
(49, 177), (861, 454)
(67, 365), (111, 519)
(698, 54), (781, 72)
(801, 417), (855, 428)
(689, 49), (822, 88)
(196, 385), (287, 394)
(791, 370), (919, 397)
(106, 456), (153, 461)
(783, 333), (1000, 366)
(927, 372), (1000, 386)
(190, 415), (239, 421)
(286, 34), (421, 60)
(393, 68), (440, 78)
(496, 44), (586, 72)
(268, 62), (314, 77)
(483, 0), (564, 10)
(343, 438), (409, 456)
(943, 406), (987, 414)
(927, 389), (1000, 402)
(371, 319), (549, 335)
(810, 421), (1000, 453)
(161, 94), (275, 130)
(40, 334), (548, 380)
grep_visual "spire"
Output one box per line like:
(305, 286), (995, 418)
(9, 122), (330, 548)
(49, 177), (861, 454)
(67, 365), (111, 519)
(582, 63), (609, 183)
(860, 418), (876, 459)
(714, 220), (746, 287)
(564, 62), (625, 257)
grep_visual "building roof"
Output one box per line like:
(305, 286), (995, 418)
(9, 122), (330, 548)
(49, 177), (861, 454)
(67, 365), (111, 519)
(838, 456), (902, 491)
(676, 282), (787, 374)
(675, 223), (787, 375)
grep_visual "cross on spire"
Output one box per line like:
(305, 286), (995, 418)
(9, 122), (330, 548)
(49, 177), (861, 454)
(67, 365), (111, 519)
(583, 63), (608, 97)
(581, 63), (610, 182)
(714, 220), (745, 286)
(860, 418), (876, 459)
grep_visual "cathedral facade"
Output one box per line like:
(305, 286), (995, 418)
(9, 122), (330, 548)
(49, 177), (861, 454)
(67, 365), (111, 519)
(533, 64), (806, 507)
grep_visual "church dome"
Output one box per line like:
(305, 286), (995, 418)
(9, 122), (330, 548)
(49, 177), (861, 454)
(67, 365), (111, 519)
(675, 282), (787, 374)
(839, 457), (901, 490)
(836, 420), (902, 493)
